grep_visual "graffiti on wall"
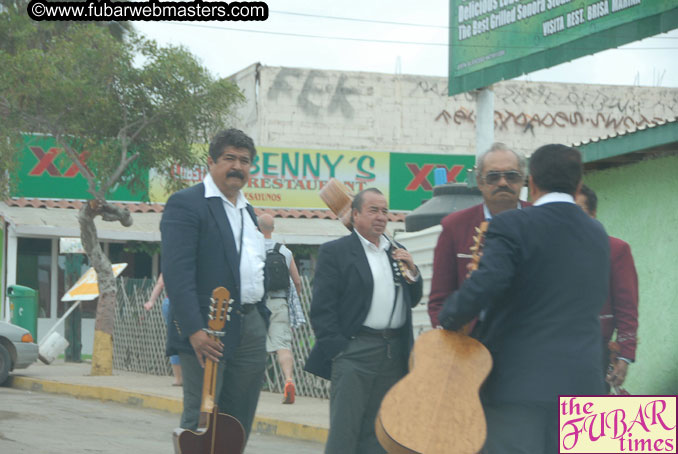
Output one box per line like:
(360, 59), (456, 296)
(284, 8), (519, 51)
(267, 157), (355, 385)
(267, 69), (360, 119)
(264, 68), (677, 132)
(496, 85), (678, 117)
(435, 107), (669, 134)
(406, 79), (678, 117)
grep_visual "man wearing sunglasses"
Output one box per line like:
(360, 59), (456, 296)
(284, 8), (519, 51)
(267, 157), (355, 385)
(428, 142), (529, 328)
(437, 144), (609, 454)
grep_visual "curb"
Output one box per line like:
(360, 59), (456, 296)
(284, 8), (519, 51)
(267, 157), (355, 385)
(254, 416), (328, 444)
(10, 376), (183, 414)
(9, 376), (328, 444)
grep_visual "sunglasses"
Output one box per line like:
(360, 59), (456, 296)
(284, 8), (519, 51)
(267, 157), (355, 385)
(481, 171), (524, 185)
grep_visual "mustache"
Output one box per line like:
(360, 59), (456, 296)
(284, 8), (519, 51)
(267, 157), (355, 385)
(493, 186), (515, 195)
(227, 170), (245, 179)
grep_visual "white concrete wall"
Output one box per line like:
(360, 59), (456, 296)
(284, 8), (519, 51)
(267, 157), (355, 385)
(231, 65), (677, 159)
(228, 63), (260, 143)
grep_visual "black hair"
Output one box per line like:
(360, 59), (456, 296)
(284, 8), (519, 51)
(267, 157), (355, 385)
(579, 184), (598, 214)
(208, 128), (256, 162)
(529, 144), (582, 196)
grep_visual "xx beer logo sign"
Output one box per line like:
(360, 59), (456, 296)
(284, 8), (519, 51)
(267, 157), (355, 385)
(405, 163), (465, 191)
(15, 134), (146, 201)
(28, 146), (90, 178)
(390, 153), (475, 211)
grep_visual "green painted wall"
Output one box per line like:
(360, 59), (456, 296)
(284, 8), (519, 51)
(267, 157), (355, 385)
(584, 153), (678, 394)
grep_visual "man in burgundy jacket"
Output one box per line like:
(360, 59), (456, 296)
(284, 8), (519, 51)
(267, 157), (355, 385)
(428, 143), (529, 327)
(576, 184), (639, 389)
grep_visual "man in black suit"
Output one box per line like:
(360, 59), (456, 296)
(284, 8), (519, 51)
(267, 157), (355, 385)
(439, 144), (609, 454)
(160, 129), (268, 442)
(305, 188), (423, 454)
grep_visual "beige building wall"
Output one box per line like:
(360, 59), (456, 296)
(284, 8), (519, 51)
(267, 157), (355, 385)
(231, 64), (677, 158)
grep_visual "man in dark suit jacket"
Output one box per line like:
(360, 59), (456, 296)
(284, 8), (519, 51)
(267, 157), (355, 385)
(429, 142), (529, 327)
(305, 188), (423, 454)
(160, 129), (268, 441)
(439, 144), (610, 454)
(576, 184), (639, 389)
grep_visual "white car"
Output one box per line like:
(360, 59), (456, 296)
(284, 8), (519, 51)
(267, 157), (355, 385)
(0, 320), (39, 384)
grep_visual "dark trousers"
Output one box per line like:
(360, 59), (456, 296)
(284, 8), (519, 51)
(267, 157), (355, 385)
(483, 402), (559, 454)
(325, 331), (408, 454)
(179, 308), (267, 443)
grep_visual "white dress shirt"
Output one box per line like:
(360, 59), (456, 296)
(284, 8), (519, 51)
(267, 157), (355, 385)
(203, 174), (265, 304)
(532, 192), (575, 206)
(483, 201), (523, 221)
(355, 232), (406, 330)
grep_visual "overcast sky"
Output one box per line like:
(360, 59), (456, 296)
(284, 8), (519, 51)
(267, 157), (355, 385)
(134, 0), (678, 88)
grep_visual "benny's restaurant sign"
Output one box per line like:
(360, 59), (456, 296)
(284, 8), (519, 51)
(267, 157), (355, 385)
(149, 147), (475, 211)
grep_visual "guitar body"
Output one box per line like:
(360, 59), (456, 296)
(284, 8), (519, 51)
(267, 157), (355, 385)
(376, 329), (492, 454)
(173, 412), (245, 454)
(171, 287), (246, 454)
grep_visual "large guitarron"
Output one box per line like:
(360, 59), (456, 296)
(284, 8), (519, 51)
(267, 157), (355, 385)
(375, 223), (493, 454)
(173, 287), (246, 454)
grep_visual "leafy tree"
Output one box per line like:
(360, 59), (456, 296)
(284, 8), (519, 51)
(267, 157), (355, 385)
(0, 7), (243, 375)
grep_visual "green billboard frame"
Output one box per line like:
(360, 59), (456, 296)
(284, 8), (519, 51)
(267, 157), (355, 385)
(449, 2), (678, 95)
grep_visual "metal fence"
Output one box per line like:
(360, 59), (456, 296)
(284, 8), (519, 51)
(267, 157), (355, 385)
(262, 276), (331, 399)
(113, 276), (330, 399)
(113, 277), (172, 376)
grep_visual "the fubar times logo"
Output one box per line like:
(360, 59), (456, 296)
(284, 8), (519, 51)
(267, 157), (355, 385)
(559, 396), (677, 453)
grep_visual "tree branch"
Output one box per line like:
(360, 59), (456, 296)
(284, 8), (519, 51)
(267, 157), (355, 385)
(98, 151), (139, 197)
(81, 198), (132, 227)
(55, 132), (98, 197)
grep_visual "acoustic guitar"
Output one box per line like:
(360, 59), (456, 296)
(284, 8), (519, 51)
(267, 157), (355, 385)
(375, 223), (493, 454)
(172, 287), (246, 454)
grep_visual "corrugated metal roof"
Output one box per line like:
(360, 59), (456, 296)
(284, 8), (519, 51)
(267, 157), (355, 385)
(573, 116), (677, 149)
(574, 117), (678, 169)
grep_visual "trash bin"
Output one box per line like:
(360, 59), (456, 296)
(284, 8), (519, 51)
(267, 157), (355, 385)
(8, 285), (38, 340)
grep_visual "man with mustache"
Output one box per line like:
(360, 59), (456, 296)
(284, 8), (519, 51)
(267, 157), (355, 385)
(428, 142), (529, 328)
(438, 144), (609, 454)
(160, 128), (268, 446)
(305, 188), (423, 454)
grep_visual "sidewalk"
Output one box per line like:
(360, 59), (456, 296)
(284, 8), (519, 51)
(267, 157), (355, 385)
(8, 359), (329, 444)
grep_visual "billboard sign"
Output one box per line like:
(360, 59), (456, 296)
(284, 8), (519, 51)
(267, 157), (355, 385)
(389, 153), (475, 210)
(245, 147), (390, 208)
(14, 134), (148, 201)
(150, 147), (475, 211)
(449, 1), (678, 95)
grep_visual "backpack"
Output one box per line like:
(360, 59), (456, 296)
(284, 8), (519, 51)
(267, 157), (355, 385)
(265, 243), (290, 292)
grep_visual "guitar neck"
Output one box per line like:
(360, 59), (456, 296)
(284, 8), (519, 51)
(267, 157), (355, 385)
(200, 359), (218, 414)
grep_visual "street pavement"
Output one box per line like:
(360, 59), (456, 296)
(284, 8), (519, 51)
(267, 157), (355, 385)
(0, 387), (324, 453)
(6, 359), (329, 444)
